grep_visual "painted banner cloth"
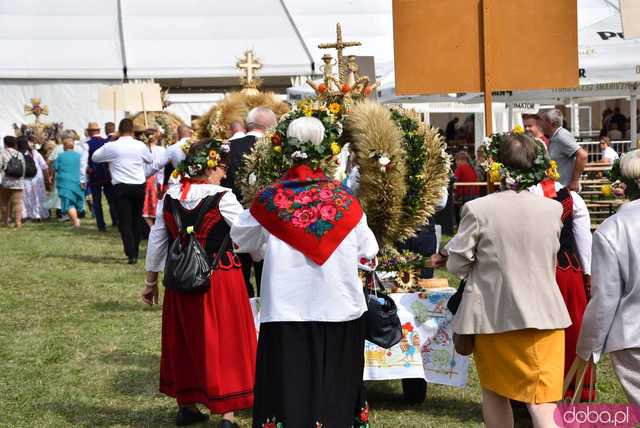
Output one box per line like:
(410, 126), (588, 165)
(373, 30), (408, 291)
(250, 288), (468, 388)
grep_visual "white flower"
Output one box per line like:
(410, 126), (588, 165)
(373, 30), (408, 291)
(505, 177), (516, 186)
(248, 173), (257, 186)
(335, 122), (343, 137)
(378, 155), (391, 166)
(220, 143), (230, 153)
(483, 137), (491, 145)
(292, 150), (308, 160)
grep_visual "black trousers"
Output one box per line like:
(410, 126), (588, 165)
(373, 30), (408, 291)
(239, 253), (262, 298)
(90, 182), (118, 230)
(114, 183), (145, 259)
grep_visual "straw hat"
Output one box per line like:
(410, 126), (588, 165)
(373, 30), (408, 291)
(86, 122), (100, 131)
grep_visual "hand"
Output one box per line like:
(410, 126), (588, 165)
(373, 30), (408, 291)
(142, 283), (158, 306)
(568, 179), (580, 192)
(430, 253), (448, 269)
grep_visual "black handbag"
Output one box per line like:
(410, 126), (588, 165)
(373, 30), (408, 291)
(445, 279), (475, 356)
(446, 279), (466, 315)
(163, 195), (230, 293)
(364, 273), (403, 349)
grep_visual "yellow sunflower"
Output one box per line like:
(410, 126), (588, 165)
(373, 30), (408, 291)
(303, 107), (313, 117)
(512, 124), (525, 135)
(207, 159), (217, 168)
(328, 102), (341, 114)
(330, 142), (341, 155)
(489, 162), (503, 183)
(546, 160), (560, 181)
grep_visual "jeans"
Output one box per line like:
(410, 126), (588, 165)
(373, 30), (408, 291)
(90, 182), (118, 230)
(114, 183), (145, 259)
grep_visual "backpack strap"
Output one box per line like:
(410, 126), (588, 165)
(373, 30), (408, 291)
(167, 197), (183, 234)
(193, 191), (227, 232)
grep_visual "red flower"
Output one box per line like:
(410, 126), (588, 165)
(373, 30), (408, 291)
(292, 206), (319, 228)
(271, 133), (282, 146)
(319, 188), (334, 201)
(294, 190), (314, 205)
(318, 83), (327, 94)
(274, 189), (293, 209)
(359, 404), (370, 422)
(319, 204), (337, 221)
(402, 322), (414, 332)
(341, 83), (351, 94)
(363, 85), (373, 97)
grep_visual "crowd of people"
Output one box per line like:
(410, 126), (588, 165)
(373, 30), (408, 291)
(1, 103), (639, 428)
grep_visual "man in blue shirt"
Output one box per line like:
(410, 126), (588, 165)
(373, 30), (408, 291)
(85, 122), (117, 231)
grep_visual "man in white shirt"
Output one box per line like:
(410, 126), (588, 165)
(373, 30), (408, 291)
(92, 118), (153, 264)
(599, 137), (619, 164)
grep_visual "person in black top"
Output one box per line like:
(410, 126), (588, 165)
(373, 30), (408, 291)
(223, 106), (277, 297)
(86, 122), (118, 231)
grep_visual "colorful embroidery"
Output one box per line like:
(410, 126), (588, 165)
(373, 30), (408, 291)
(355, 402), (370, 428)
(262, 417), (284, 428)
(257, 179), (354, 239)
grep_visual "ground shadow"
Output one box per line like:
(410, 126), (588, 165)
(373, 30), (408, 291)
(43, 401), (176, 428)
(99, 349), (160, 368)
(43, 253), (125, 265)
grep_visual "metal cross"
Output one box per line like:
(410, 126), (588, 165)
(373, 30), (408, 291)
(237, 50), (262, 88)
(318, 23), (362, 83)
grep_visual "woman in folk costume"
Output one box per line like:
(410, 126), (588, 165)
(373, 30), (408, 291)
(432, 132), (572, 428)
(527, 142), (594, 401)
(143, 138), (256, 428)
(142, 128), (167, 227)
(577, 150), (640, 407)
(20, 138), (50, 220)
(231, 116), (379, 428)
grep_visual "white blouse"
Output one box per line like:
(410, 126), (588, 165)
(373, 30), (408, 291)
(145, 184), (244, 273)
(231, 210), (379, 323)
(529, 182), (592, 275)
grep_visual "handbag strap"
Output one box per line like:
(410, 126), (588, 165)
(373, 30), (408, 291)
(211, 234), (231, 269)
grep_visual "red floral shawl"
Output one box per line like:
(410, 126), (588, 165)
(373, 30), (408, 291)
(250, 164), (363, 265)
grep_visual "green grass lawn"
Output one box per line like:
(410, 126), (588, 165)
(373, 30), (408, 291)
(0, 219), (628, 427)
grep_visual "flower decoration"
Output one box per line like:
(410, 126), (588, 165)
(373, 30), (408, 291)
(610, 158), (640, 200)
(267, 99), (346, 169)
(512, 124), (525, 135)
(482, 131), (556, 191)
(173, 138), (230, 179)
(601, 184), (614, 199)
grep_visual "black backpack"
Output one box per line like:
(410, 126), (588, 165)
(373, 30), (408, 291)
(23, 153), (37, 178)
(163, 194), (230, 293)
(4, 152), (24, 178)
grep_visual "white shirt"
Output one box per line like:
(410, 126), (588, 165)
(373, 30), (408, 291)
(145, 184), (244, 272)
(229, 131), (246, 141)
(144, 145), (167, 179)
(601, 146), (619, 163)
(92, 136), (153, 185)
(529, 181), (592, 275)
(246, 130), (265, 139)
(161, 138), (189, 169)
(231, 210), (379, 323)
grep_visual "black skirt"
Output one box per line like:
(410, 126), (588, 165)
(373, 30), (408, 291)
(252, 315), (370, 428)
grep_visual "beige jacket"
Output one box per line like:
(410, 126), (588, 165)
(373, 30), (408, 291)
(446, 190), (572, 335)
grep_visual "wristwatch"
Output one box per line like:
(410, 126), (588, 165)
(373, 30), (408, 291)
(438, 248), (449, 258)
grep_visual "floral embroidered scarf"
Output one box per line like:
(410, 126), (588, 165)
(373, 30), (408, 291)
(250, 164), (363, 265)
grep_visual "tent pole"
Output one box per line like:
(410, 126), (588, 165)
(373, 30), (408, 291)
(631, 93), (638, 148)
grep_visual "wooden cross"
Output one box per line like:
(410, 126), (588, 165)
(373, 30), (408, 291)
(24, 98), (49, 123)
(318, 23), (362, 83)
(236, 50), (262, 88)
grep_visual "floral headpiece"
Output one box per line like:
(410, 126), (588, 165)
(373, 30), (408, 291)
(482, 126), (559, 191)
(269, 99), (345, 169)
(609, 151), (640, 200)
(172, 138), (230, 179)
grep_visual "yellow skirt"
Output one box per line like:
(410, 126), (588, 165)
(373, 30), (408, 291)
(474, 329), (565, 404)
